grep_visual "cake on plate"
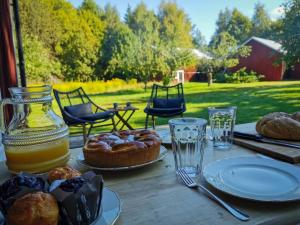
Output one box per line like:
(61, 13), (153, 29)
(83, 130), (161, 167)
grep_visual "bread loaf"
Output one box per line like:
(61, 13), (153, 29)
(256, 112), (300, 140)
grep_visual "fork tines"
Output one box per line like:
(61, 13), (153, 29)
(177, 169), (195, 186)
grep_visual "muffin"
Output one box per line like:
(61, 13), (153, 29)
(0, 173), (46, 212)
(6, 192), (59, 225)
(50, 172), (103, 225)
(48, 166), (81, 183)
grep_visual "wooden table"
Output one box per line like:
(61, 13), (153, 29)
(109, 106), (139, 130)
(1, 123), (300, 225)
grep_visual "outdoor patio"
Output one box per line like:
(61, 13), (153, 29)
(1, 0), (300, 225)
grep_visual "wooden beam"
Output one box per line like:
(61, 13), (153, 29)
(0, 0), (18, 124)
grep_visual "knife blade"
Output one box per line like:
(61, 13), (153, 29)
(233, 131), (300, 149)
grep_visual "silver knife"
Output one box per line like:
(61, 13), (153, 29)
(233, 131), (300, 149)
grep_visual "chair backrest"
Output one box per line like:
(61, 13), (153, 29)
(149, 83), (185, 109)
(53, 87), (91, 112)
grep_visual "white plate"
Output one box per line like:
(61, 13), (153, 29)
(77, 146), (168, 171)
(0, 187), (120, 225)
(203, 156), (300, 202)
(156, 129), (172, 145)
(93, 187), (121, 225)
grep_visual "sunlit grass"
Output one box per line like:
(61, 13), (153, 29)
(50, 81), (300, 133)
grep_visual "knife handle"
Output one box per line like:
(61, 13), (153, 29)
(233, 131), (262, 140)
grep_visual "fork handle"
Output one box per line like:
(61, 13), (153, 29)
(198, 184), (249, 221)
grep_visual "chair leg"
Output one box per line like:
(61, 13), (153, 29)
(152, 116), (155, 130)
(112, 117), (117, 131)
(82, 123), (87, 144)
(145, 114), (149, 129)
(87, 124), (93, 137)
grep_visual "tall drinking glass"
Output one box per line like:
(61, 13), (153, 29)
(169, 118), (207, 177)
(208, 106), (237, 150)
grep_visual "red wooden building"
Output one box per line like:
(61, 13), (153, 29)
(232, 37), (286, 81)
(288, 62), (300, 79)
(174, 49), (211, 83)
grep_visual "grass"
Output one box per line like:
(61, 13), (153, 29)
(51, 81), (300, 132)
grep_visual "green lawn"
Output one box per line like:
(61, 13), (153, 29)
(52, 81), (300, 131)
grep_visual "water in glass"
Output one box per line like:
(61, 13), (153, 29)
(208, 107), (237, 150)
(169, 118), (207, 177)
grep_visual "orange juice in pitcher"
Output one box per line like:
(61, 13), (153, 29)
(1, 86), (70, 173)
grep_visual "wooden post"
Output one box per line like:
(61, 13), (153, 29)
(0, 0), (18, 125)
(12, 0), (26, 87)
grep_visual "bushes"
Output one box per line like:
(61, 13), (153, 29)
(53, 78), (141, 94)
(224, 68), (264, 83)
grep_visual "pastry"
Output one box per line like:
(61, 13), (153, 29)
(256, 112), (300, 140)
(83, 130), (161, 167)
(48, 166), (81, 183)
(51, 172), (103, 225)
(58, 177), (87, 193)
(0, 174), (46, 205)
(6, 192), (59, 225)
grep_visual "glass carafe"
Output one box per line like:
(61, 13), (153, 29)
(1, 85), (70, 173)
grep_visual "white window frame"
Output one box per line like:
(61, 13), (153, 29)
(175, 70), (185, 84)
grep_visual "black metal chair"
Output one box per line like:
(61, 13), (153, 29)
(144, 83), (186, 129)
(53, 87), (116, 143)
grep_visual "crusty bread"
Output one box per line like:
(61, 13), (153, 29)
(256, 112), (300, 140)
(7, 192), (59, 225)
(83, 130), (161, 167)
(48, 166), (81, 183)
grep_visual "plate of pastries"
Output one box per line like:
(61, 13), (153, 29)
(0, 166), (121, 225)
(256, 111), (300, 140)
(79, 129), (167, 171)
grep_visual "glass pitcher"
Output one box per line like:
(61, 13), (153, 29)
(0, 85), (70, 173)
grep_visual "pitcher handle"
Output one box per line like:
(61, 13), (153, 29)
(0, 98), (13, 132)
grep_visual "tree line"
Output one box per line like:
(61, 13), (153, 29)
(19, 0), (299, 86)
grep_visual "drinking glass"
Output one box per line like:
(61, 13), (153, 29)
(208, 106), (237, 150)
(169, 118), (207, 177)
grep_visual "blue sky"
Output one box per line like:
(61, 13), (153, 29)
(69, 0), (285, 42)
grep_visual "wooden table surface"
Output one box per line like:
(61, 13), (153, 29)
(1, 123), (300, 225)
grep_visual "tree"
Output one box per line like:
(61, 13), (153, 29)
(210, 8), (252, 45)
(209, 8), (231, 47)
(124, 5), (133, 26)
(100, 23), (135, 80)
(79, 3), (106, 79)
(251, 3), (272, 38)
(267, 19), (283, 41)
(79, 0), (103, 17)
(53, 0), (100, 81)
(158, 1), (193, 48)
(215, 8), (232, 34)
(124, 3), (162, 88)
(280, 0), (300, 66)
(227, 9), (252, 44)
(19, 0), (106, 82)
(23, 34), (61, 82)
(192, 25), (207, 51)
(200, 32), (251, 86)
(126, 3), (160, 37)
(101, 3), (120, 28)
(19, 0), (61, 49)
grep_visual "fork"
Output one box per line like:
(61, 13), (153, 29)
(177, 168), (249, 221)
